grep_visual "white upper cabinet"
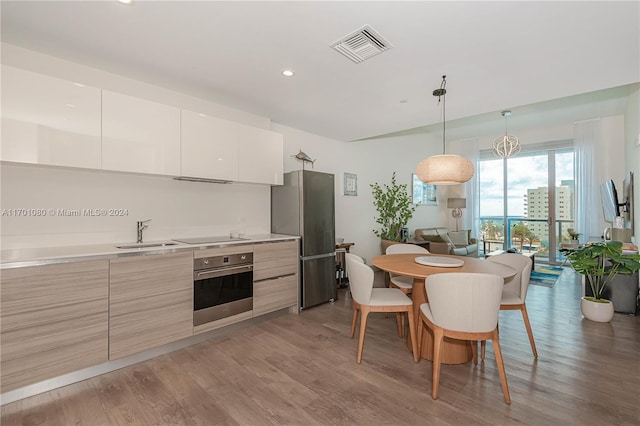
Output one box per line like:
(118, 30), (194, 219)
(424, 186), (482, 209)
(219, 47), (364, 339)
(181, 110), (239, 181)
(1, 66), (102, 168)
(0, 67), (283, 183)
(238, 124), (284, 185)
(102, 90), (180, 175)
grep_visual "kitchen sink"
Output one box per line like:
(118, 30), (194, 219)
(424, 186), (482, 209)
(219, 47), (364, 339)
(116, 242), (179, 249)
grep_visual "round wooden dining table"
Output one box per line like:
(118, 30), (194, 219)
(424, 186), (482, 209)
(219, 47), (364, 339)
(371, 253), (516, 365)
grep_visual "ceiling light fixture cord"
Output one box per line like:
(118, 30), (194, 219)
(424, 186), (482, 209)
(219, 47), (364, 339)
(414, 75), (475, 185)
(433, 75), (447, 154)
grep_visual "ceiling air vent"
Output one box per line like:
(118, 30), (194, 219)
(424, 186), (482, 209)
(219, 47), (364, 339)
(331, 25), (393, 63)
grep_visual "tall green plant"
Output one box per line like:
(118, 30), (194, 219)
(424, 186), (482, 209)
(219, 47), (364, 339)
(370, 172), (415, 241)
(562, 241), (640, 301)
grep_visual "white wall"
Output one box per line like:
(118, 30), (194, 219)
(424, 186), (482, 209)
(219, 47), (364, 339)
(275, 123), (444, 263)
(277, 115), (629, 264)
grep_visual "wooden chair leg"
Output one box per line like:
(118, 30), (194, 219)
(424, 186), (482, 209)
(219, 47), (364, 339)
(395, 312), (404, 337)
(431, 328), (444, 400)
(481, 340), (486, 361)
(520, 304), (538, 358)
(417, 313), (424, 351)
(471, 340), (478, 365)
(492, 330), (511, 404)
(350, 304), (359, 338)
(406, 308), (419, 363)
(356, 307), (370, 364)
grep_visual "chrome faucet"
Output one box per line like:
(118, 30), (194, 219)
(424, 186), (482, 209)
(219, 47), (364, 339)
(137, 219), (152, 243)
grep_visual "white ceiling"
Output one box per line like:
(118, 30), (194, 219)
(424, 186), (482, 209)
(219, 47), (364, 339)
(1, 1), (639, 142)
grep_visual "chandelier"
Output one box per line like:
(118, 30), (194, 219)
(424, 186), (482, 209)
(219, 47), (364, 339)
(416, 76), (474, 185)
(493, 110), (521, 158)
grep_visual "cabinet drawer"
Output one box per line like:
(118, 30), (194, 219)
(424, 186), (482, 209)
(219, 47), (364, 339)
(253, 240), (298, 262)
(0, 260), (109, 393)
(109, 252), (193, 360)
(253, 263), (297, 282)
(109, 252), (192, 304)
(253, 274), (298, 316)
(253, 240), (298, 281)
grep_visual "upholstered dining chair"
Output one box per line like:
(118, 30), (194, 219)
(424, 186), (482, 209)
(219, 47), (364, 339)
(486, 253), (537, 358)
(385, 243), (430, 295)
(345, 253), (419, 364)
(417, 272), (511, 404)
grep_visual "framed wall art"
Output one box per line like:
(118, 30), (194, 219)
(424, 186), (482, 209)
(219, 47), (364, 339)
(343, 172), (358, 196)
(412, 174), (438, 205)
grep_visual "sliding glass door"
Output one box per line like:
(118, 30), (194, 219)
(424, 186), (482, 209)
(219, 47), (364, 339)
(479, 142), (574, 265)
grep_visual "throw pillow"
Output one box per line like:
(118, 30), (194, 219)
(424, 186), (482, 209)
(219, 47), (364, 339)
(419, 234), (446, 243)
(449, 230), (469, 247)
(440, 233), (455, 248)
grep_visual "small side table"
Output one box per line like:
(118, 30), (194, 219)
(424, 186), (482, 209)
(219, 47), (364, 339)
(335, 242), (355, 288)
(336, 242), (355, 252)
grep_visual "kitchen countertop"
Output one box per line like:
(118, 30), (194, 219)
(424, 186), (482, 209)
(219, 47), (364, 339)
(0, 234), (299, 269)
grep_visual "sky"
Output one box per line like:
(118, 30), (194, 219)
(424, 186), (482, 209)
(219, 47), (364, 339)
(479, 150), (574, 217)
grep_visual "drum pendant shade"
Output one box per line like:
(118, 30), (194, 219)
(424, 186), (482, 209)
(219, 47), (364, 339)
(416, 76), (474, 185)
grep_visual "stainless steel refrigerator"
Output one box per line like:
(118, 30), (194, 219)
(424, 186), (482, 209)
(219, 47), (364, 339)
(271, 170), (336, 310)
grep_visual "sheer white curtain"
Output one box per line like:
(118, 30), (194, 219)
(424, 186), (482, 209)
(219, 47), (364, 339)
(574, 119), (602, 241)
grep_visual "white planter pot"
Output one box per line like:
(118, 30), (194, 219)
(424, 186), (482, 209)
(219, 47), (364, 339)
(580, 297), (615, 322)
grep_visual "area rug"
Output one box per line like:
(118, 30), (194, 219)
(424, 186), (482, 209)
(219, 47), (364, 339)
(529, 266), (564, 287)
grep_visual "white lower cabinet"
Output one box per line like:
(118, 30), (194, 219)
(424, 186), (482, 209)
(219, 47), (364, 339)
(0, 260), (109, 393)
(109, 252), (193, 360)
(102, 90), (181, 175)
(253, 240), (299, 315)
(238, 124), (284, 185)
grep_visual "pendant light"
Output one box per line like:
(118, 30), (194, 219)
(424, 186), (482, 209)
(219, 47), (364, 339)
(492, 110), (521, 158)
(416, 75), (474, 185)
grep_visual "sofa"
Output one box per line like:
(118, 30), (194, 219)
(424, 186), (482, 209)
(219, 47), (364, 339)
(414, 227), (478, 257)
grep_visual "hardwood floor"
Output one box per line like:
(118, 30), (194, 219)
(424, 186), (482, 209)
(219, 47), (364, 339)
(2, 267), (639, 425)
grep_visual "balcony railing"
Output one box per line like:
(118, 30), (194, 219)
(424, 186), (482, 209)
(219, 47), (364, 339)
(480, 216), (575, 263)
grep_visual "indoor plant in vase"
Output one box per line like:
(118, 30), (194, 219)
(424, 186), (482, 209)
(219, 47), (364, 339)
(567, 229), (581, 243)
(563, 241), (640, 322)
(370, 172), (415, 254)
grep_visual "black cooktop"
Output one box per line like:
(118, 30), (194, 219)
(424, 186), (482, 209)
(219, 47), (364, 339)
(173, 236), (249, 244)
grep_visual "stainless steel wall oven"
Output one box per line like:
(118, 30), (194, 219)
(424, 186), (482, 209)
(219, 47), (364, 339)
(193, 252), (253, 326)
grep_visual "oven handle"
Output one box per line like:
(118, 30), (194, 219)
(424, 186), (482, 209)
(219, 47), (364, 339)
(194, 264), (253, 280)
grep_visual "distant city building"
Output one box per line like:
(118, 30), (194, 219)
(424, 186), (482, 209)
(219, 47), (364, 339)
(524, 182), (573, 238)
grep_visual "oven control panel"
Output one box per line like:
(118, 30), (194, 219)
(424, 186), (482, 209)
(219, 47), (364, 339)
(194, 252), (253, 271)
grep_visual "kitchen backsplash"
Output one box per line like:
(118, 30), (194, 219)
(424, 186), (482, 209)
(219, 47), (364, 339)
(0, 164), (271, 249)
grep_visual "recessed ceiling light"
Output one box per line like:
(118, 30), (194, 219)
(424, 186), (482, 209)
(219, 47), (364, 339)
(281, 69), (295, 77)
(73, 82), (86, 88)
(65, 103), (76, 108)
(116, 0), (135, 5)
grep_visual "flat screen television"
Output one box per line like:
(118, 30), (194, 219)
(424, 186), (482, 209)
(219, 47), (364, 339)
(623, 171), (634, 232)
(600, 179), (620, 223)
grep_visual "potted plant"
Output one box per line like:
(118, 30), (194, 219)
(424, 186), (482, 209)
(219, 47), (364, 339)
(562, 241), (640, 322)
(370, 172), (415, 253)
(567, 229), (581, 242)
